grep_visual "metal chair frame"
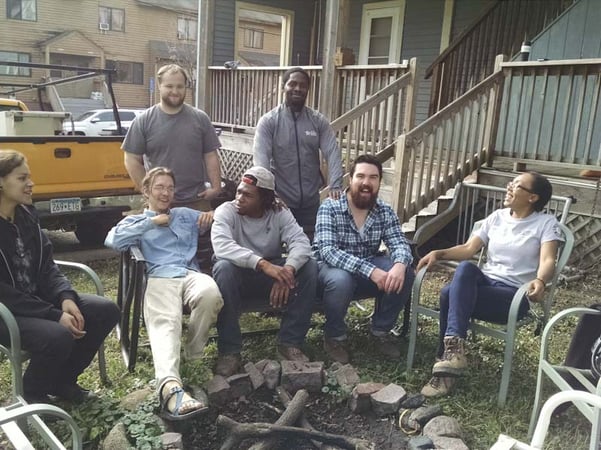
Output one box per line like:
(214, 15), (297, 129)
(406, 182), (575, 406)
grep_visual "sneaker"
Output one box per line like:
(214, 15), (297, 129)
(432, 336), (467, 377)
(51, 383), (94, 404)
(277, 345), (309, 362)
(371, 333), (401, 359)
(324, 338), (350, 364)
(215, 353), (242, 377)
(421, 376), (455, 397)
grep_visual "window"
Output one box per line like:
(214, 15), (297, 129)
(99, 6), (124, 32)
(177, 17), (197, 41)
(7, 0), (36, 21)
(243, 28), (264, 49)
(107, 60), (143, 85)
(0, 52), (31, 77)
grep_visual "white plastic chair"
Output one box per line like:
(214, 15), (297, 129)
(491, 389), (601, 450)
(527, 307), (601, 449)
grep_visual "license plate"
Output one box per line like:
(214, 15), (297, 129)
(50, 197), (82, 214)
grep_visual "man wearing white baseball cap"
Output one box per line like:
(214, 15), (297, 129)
(211, 166), (318, 376)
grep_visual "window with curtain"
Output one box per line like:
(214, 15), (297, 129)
(107, 60), (143, 85)
(0, 52), (31, 76)
(99, 6), (125, 32)
(7, 0), (37, 21)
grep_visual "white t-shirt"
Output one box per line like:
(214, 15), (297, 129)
(473, 209), (564, 287)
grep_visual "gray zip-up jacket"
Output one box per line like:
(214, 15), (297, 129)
(253, 104), (343, 209)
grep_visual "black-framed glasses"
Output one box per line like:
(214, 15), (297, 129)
(507, 181), (535, 194)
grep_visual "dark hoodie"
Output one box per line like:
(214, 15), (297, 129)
(0, 205), (79, 321)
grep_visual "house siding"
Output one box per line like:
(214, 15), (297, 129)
(450, 0), (496, 41)
(0, 0), (197, 109)
(528, 0), (601, 60)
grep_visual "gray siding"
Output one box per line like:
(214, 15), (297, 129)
(402, 0), (445, 123)
(529, 0), (601, 60)
(451, 0), (495, 41)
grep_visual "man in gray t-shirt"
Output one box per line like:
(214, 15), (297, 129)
(122, 64), (222, 209)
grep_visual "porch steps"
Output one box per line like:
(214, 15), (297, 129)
(61, 98), (105, 119)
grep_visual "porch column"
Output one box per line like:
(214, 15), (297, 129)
(319, 0), (342, 120)
(196, 0), (214, 111)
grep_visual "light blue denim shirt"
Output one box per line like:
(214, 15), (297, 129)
(105, 207), (206, 278)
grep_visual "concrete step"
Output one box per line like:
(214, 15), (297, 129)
(61, 98), (105, 118)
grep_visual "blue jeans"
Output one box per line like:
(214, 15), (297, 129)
(437, 261), (529, 357)
(212, 258), (318, 354)
(318, 256), (415, 339)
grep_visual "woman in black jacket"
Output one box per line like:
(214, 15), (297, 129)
(0, 149), (120, 403)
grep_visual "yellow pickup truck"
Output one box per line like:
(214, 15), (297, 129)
(0, 63), (140, 245)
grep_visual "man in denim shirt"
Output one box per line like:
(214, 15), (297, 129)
(313, 154), (414, 364)
(105, 167), (223, 421)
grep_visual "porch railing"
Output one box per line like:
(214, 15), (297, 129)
(331, 60), (416, 169)
(426, 0), (573, 115)
(495, 59), (601, 169)
(207, 63), (409, 130)
(393, 57), (506, 222)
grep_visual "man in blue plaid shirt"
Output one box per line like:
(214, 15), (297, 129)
(313, 154), (415, 363)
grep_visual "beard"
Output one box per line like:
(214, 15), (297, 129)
(161, 92), (185, 109)
(350, 185), (378, 210)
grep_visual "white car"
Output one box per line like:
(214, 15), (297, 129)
(62, 108), (144, 136)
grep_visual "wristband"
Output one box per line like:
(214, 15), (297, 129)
(535, 277), (546, 286)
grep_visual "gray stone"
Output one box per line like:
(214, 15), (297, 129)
(423, 415), (462, 439)
(349, 382), (385, 414)
(190, 385), (209, 408)
(119, 387), (153, 411)
(370, 383), (407, 417)
(407, 435), (435, 450)
(206, 375), (230, 405)
(431, 436), (469, 450)
(409, 404), (443, 427)
(329, 363), (360, 390)
(160, 432), (183, 449)
(102, 422), (130, 450)
(227, 373), (253, 399)
(259, 359), (281, 390)
(280, 360), (324, 393)
(400, 393), (426, 409)
(244, 362), (265, 390)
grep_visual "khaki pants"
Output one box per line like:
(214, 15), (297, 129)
(144, 271), (223, 391)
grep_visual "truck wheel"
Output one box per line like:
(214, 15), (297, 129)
(75, 219), (114, 246)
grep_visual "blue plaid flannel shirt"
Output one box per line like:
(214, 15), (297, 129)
(313, 194), (413, 279)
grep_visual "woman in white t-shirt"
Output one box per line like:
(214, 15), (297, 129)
(416, 172), (564, 398)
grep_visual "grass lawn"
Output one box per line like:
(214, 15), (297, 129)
(1, 257), (599, 449)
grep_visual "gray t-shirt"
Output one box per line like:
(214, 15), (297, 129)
(122, 103), (221, 203)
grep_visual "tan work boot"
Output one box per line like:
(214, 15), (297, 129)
(432, 336), (467, 377)
(324, 338), (350, 364)
(421, 376), (456, 398)
(215, 353), (242, 377)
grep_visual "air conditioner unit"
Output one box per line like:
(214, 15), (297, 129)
(99, 23), (109, 31)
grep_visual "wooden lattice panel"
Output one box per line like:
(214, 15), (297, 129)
(566, 213), (601, 270)
(218, 148), (253, 182)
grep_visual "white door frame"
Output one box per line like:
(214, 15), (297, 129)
(358, 0), (406, 65)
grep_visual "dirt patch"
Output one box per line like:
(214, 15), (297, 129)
(171, 388), (408, 449)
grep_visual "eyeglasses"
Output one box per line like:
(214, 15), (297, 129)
(152, 185), (175, 193)
(507, 180), (535, 194)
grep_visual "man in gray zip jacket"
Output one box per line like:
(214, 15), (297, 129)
(253, 67), (343, 239)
